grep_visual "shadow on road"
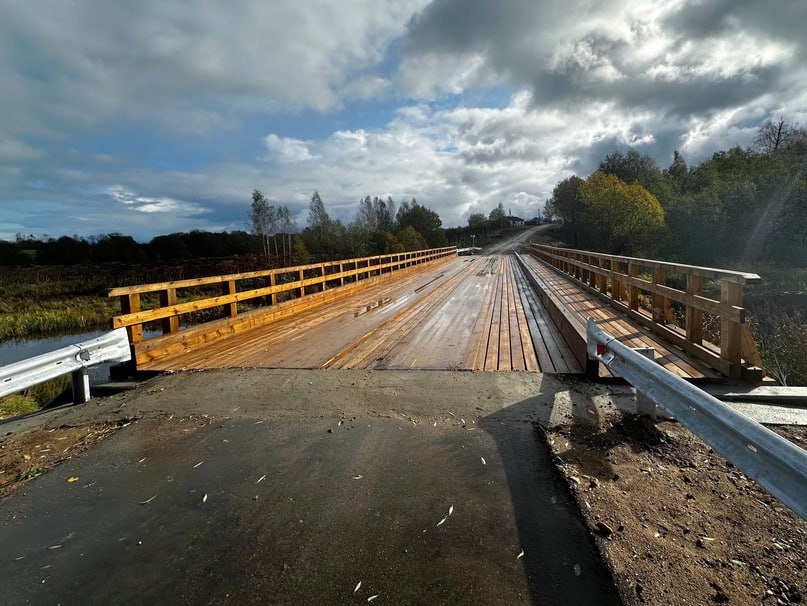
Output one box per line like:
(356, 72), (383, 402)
(479, 392), (624, 605)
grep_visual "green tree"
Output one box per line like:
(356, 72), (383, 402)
(396, 225), (427, 251)
(467, 213), (487, 228)
(549, 176), (585, 246)
(579, 172), (665, 255)
(250, 189), (275, 259)
(396, 200), (445, 247)
(488, 203), (506, 228)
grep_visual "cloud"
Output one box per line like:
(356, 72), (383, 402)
(0, 0), (428, 140)
(400, 0), (806, 119)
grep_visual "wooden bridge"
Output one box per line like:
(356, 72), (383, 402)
(108, 236), (764, 383)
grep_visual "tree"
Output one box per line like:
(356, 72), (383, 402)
(250, 189), (274, 259)
(579, 172), (665, 255)
(467, 213), (487, 228)
(307, 191), (331, 239)
(754, 118), (797, 154)
(396, 200), (445, 247)
(488, 203), (506, 227)
(396, 225), (427, 251)
(549, 176), (585, 246)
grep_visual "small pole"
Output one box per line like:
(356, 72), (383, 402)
(633, 347), (658, 419)
(71, 368), (91, 404)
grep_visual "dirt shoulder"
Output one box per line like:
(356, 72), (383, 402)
(547, 412), (807, 606)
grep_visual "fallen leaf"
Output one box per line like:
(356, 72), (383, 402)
(137, 457), (146, 464)
(481, 457), (486, 465)
(140, 495), (157, 505)
(447, 412), (455, 417)
(353, 475), (364, 480)
(67, 477), (79, 483)
(354, 581), (362, 593)
(202, 493), (208, 503)
(433, 421), (437, 427)
(256, 474), (266, 484)
(48, 544), (62, 550)
(437, 517), (447, 527)
(517, 549), (525, 560)
(448, 505), (454, 516)
(367, 595), (379, 602)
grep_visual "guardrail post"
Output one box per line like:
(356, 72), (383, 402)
(686, 274), (704, 345)
(634, 347), (657, 418)
(721, 280), (743, 378)
(71, 368), (91, 403)
(159, 288), (180, 333)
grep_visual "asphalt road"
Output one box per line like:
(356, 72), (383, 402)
(0, 404), (621, 604)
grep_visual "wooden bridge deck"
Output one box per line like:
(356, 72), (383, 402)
(517, 254), (721, 380)
(138, 250), (727, 380)
(139, 254), (581, 373)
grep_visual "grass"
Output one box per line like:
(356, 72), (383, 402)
(0, 395), (41, 418)
(0, 375), (71, 419)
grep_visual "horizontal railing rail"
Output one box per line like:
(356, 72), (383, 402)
(0, 329), (131, 404)
(528, 244), (762, 379)
(586, 318), (807, 520)
(109, 247), (457, 365)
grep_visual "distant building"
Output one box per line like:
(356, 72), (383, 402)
(504, 215), (524, 228)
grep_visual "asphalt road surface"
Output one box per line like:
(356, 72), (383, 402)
(0, 383), (622, 605)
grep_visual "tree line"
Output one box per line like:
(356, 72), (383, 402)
(545, 118), (807, 266)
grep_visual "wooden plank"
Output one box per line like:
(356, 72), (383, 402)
(721, 281), (743, 378)
(686, 274), (704, 344)
(159, 288), (180, 334)
(119, 293), (143, 344)
(484, 259), (503, 370)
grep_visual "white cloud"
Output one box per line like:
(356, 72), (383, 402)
(106, 185), (208, 215)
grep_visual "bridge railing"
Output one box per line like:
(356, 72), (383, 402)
(528, 244), (762, 379)
(109, 247), (457, 367)
(587, 319), (807, 520)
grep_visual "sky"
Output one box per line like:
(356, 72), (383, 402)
(1, 0), (805, 242)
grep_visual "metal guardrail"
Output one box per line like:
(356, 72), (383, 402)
(586, 318), (807, 520)
(0, 329), (131, 404)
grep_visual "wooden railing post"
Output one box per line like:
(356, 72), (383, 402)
(611, 260), (622, 301)
(652, 267), (667, 323)
(159, 288), (180, 334)
(628, 263), (639, 311)
(598, 259), (608, 295)
(120, 294), (143, 343)
(588, 255), (597, 288)
(686, 274), (704, 345)
(339, 263), (345, 286)
(266, 273), (277, 305)
(720, 280), (743, 378)
(222, 280), (237, 317)
(320, 264), (327, 291)
(298, 269), (305, 297)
